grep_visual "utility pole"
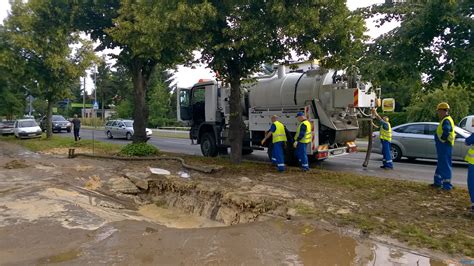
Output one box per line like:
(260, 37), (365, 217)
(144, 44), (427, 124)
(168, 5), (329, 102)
(82, 76), (86, 118)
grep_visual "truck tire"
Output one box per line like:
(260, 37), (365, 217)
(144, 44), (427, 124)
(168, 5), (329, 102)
(201, 132), (218, 157)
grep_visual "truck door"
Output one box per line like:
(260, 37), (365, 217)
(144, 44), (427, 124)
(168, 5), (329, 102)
(191, 86), (206, 124)
(177, 88), (192, 122)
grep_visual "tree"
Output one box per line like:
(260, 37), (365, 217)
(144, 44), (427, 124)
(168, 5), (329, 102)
(359, 0), (472, 107)
(4, 0), (96, 138)
(198, 1), (366, 163)
(73, 0), (213, 143)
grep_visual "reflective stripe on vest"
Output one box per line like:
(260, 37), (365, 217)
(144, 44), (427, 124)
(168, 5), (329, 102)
(436, 116), (455, 146)
(272, 121), (287, 143)
(296, 120), (312, 144)
(380, 121), (392, 142)
(466, 146), (474, 165)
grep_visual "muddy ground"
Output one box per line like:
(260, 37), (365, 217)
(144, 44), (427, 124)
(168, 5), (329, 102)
(0, 141), (471, 265)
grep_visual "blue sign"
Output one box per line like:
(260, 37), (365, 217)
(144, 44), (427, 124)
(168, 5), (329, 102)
(93, 101), (99, 110)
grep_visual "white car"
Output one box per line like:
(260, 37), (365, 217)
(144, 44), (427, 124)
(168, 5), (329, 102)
(459, 115), (474, 133)
(14, 119), (42, 139)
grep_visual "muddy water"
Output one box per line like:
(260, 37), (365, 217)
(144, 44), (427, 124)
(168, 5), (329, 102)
(138, 204), (225, 229)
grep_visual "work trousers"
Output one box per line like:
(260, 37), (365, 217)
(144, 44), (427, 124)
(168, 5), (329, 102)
(295, 143), (309, 171)
(271, 142), (285, 172)
(468, 164), (474, 207)
(434, 139), (453, 190)
(381, 140), (393, 169)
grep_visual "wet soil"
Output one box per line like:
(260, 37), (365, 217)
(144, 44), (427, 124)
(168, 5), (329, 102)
(0, 141), (467, 264)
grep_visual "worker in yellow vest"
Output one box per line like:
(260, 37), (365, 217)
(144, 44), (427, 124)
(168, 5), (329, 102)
(293, 112), (311, 171)
(261, 115), (287, 172)
(372, 109), (393, 169)
(465, 133), (474, 213)
(431, 102), (455, 190)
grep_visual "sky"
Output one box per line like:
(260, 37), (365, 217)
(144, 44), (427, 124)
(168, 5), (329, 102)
(0, 0), (398, 91)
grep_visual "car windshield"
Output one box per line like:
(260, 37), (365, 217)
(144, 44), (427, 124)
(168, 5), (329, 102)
(19, 121), (38, 127)
(52, 115), (66, 121)
(124, 121), (133, 127)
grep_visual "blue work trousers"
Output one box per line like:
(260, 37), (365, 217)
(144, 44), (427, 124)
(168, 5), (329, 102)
(295, 143), (309, 171)
(381, 140), (393, 169)
(468, 164), (474, 207)
(271, 142), (285, 172)
(434, 138), (453, 190)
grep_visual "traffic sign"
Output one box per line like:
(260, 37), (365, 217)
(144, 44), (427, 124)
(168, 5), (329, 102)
(93, 101), (99, 110)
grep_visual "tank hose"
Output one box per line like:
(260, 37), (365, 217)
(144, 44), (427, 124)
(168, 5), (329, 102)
(362, 118), (374, 168)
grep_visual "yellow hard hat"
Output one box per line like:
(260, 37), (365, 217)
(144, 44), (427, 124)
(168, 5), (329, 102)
(437, 102), (450, 110)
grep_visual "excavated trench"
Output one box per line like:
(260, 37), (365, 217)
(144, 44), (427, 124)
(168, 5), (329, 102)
(123, 172), (292, 226)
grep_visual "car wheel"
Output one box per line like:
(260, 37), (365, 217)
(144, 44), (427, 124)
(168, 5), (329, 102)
(107, 131), (113, 139)
(67, 129), (71, 133)
(390, 144), (402, 162)
(200, 132), (218, 157)
(126, 132), (132, 140)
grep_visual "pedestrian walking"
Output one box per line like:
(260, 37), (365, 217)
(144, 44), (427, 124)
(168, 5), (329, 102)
(464, 133), (474, 213)
(294, 112), (311, 171)
(261, 115), (287, 172)
(72, 114), (81, 141)
(372, 109), (393, 169)
(431, 102), (455, 190)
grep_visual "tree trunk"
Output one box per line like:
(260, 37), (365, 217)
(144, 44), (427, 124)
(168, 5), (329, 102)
(46, 98), (53, 139)
(228, 72), (244, 163)
(131, 63), (151, 143)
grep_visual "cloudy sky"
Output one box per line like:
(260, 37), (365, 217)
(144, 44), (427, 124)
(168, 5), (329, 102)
(0, 0), (397, 90)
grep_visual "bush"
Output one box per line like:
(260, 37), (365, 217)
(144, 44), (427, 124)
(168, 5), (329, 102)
(119, 143), (160, 157)
(405, 84), (472, 123)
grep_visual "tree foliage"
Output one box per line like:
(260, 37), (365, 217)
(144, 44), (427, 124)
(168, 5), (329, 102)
(3, 0), (96, 137)
(406, 84), (472, 123)
(359, 0), (472, 104)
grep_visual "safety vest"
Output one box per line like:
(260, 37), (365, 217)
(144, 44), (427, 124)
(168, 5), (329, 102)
(379, 121), (392, 142)
(436, 116), (455, 146)
(272, 121), (287, 143)
(466, 145), (474, 165)
(296, 120), (312, 144)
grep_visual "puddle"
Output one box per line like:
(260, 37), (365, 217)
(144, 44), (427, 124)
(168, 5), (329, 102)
(138, 204), (225, 229)
(292, 223), (448, 265)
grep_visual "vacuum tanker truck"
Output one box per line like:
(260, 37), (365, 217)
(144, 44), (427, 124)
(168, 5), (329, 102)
(177, 63), (379, 162)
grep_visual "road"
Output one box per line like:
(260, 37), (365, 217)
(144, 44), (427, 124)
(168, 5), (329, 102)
(70, 128), (468, 186)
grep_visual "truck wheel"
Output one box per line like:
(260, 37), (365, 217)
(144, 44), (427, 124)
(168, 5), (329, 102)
(201, 132), (218, 157)
(218, 147), (228, 155)
(390, 144), (402, 162)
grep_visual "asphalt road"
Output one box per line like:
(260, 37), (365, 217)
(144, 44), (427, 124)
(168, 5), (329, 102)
(66, 128), (468, 186)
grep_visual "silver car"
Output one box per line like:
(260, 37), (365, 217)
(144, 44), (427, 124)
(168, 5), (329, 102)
(372, 122), (471, 162)
(104, 119), (152, 140)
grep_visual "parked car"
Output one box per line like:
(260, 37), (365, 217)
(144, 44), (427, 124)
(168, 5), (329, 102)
(0, 121), (15, 136)
(13, 119), (42, 139)
(459, 115), (474, 133)
(372, 122), (471, 162)
(40, 115), (72, 133)
(104, 119), (152, 140)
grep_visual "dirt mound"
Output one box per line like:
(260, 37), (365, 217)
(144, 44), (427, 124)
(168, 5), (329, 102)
(4, 159), (29, 169)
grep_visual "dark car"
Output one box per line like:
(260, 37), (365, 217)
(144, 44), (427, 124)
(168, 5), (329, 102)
(40, 115), (72, 133)
(0, 121), (15, 135)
